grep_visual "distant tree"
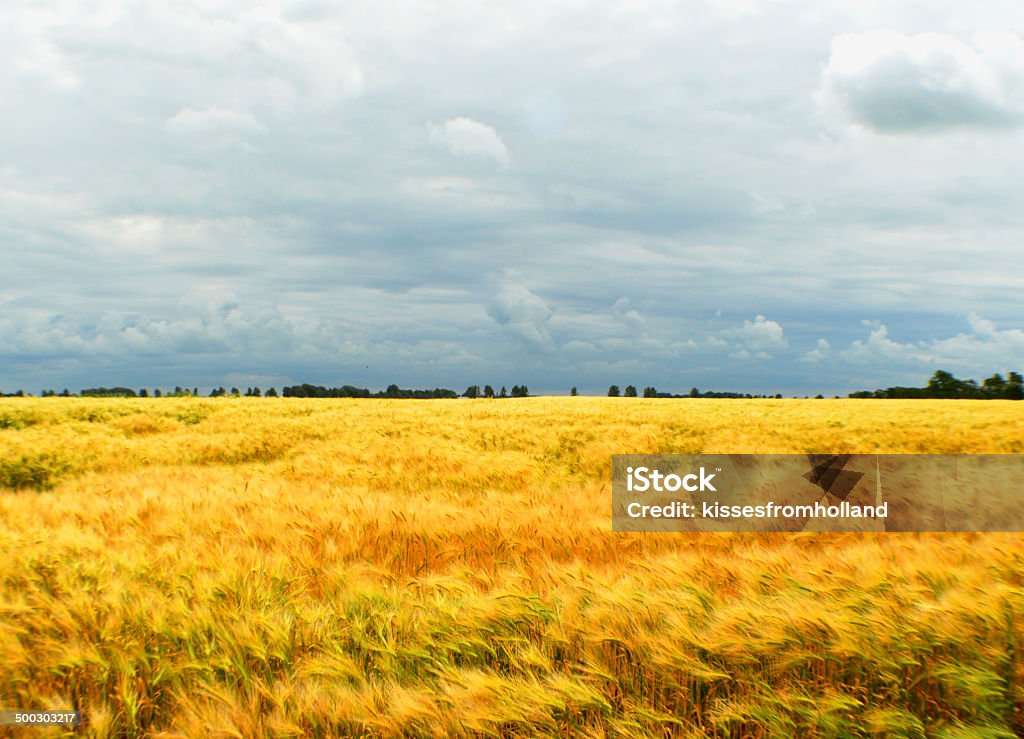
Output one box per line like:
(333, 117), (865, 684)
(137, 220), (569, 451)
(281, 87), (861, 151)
(608, 385), (620, 397)
(775, 393), (782, 399)
(643, 387), (657, 398)
(230, 387), (239, 397)
(79, 387), (136, 397)
(174, 386), (183, 396)
(463, 385), (480, 399)
(982, 373), (1006, 397)
(252, 387), (262, 397)
(499, 386), (508, 398)
(154, 389), (162, 397)
(15, 390), (24, 397)
(570, 387), (578, 396)
(1008, 371), (1024, 400)
(266, 387), (278, 397)
(624, 385), (637, 397)
(139, 388), (148, 398)
(927, 370), (962, 399)
(815, 394), (824, 399)
(689, 387), (700, 398)
(484, 385), (495, 399)
(60, 389), (71, 397)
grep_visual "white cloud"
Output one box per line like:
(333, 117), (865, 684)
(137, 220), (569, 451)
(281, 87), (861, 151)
(929, 313), (1024, 369)
(800, 338), (831, 363)
(729, 314), (788, 354)
(0, 287), (373, 365)
(821, 29), (1024, 131)
(841, 315), (1024, 371)
(486, 280), (554, 351)
(843, 322), (940, 365)
(429, 117), (511, 170)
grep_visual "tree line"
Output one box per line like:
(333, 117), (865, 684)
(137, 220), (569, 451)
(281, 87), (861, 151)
(848, 370), (1023, 400)
(8, 370), (1021, 400)
(461, 385), (528, 398)
(602, 385), (781, 399)
(281, 384), (459, 399)
(14, 384), (531, 399)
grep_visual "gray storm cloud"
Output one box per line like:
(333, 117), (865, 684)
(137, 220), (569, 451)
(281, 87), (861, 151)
(1, 1), (1023, 395)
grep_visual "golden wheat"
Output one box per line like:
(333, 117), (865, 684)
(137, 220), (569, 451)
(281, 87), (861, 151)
(0, 397), (1022, 737)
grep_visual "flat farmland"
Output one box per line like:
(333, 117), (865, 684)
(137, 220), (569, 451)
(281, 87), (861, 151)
(1, 397), (1023, 737)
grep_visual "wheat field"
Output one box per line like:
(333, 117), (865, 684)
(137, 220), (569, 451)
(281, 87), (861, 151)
(1, 397), (1023, 737)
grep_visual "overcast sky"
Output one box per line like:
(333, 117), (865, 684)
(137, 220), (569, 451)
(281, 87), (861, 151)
(2, 0), (1023, 396)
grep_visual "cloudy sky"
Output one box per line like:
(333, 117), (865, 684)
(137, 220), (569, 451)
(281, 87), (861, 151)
(2, 0), (1023, 396)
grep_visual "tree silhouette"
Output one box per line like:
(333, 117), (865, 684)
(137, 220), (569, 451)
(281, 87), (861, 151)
(1008, 372), (1024, 400)
(608, 385), (620, 397)
(624, 385), (637, 397)
(852, 369), (1022, 399)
